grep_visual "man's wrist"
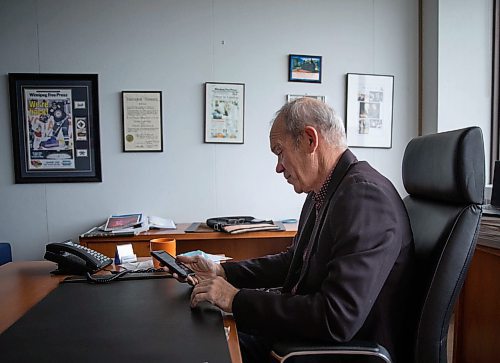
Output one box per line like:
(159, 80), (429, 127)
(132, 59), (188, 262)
(216, 263), (227, 279)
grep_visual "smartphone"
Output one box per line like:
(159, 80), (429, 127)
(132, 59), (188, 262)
(150, 250), (194, 279)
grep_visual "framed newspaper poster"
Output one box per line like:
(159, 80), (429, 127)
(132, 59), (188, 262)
(345, 73), (394, 148)
(204, 82), (245, 144)
(8, 73), (102, 183)
(122, 91), (163, 152)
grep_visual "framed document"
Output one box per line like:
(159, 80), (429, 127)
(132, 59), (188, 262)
(8, 73), (102, 183)
(345, 73), (394, 148)
(204, 82), (245, 144)
(286, 94), (326, 103)
(122, 91), (163, 152)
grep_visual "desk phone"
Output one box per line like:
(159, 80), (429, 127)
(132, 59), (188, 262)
(44, 240), (113, 275)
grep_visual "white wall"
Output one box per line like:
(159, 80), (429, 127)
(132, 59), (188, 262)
(421, 0), (439, 135)
(439, 0), (492, 167)
(421, 0), (493, 178)
(1, 0), (418, 260)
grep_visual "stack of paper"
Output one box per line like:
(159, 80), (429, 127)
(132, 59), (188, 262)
(479, 215), (500, 242)
(148, 216), (176, 229)
(80, 214), (176, 238)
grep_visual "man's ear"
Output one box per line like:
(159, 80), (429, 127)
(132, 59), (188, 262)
(303, 126), (319, 153)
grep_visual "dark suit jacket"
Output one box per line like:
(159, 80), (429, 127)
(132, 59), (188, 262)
(222, 149), (415, 362)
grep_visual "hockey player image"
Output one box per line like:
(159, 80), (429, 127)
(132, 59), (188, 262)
(30, 115), (49, 150)
(40, 101), (71, 149)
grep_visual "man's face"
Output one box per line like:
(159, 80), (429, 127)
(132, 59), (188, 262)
(270, 117), (313, 194)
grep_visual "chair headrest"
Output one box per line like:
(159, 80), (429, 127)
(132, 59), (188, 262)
(402, 127), (484, 205)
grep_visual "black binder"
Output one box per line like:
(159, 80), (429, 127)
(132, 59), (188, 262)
(0, 279), (232, 362)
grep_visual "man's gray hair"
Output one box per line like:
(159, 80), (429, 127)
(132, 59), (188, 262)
(272, 98), (347, 147)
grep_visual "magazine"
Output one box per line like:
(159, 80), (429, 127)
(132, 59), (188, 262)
(104, 213), (143, 232)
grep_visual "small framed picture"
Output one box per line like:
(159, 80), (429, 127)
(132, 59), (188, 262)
(287, 94), (326, 103)
(122, 91), (163, 152)
(345, 73), (394, 148)
(8, 73), (102, 183)
(288, 54), (322, 83)
(204, 82), (245, 144)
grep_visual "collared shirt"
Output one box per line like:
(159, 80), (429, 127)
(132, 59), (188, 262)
(312, 168), (335, 215)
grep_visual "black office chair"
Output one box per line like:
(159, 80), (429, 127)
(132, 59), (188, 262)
(271, 127), (485, 363)
(0, 242), (12, 266)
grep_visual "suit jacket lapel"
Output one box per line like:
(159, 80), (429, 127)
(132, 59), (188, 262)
(282, 194), (316, 292)
(292, 150), (359, 292)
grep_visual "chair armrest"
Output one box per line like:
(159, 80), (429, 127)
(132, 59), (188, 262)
(271, 340), (392, 362)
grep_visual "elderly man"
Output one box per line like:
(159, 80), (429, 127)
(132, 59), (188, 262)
(178, 98), (415, 363)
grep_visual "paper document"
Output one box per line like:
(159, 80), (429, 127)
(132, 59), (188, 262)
(179, 250), (232, 263)
(115, 243), (137, 264)
(120, 259), (154, 270)
(149, 216), (176, 229)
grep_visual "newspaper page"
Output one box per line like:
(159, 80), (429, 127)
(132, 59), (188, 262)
(24, 89), (75, 170)
(205, 83), (244, 143)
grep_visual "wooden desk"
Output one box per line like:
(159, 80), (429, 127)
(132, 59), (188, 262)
(453, 217), (500, 363)
(80, 223), (297, 261)
(0, 261), (242, 363)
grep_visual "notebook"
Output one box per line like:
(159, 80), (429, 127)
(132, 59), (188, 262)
(482, 161), (500, 216)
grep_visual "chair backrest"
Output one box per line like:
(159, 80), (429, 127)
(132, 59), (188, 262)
(0, 242), (12, 266)
(402, 127), (484, 363)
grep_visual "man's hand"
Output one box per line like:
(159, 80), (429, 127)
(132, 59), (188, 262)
(190, 276), (239, 312)
(175, 255), (226, 285)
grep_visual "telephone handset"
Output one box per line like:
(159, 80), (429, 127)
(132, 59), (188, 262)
(44, 240), (113, 275)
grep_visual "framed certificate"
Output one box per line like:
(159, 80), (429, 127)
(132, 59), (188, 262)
(122, 91), (163, 152)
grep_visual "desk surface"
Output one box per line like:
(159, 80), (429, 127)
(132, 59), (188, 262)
(0, 261), (242, 363)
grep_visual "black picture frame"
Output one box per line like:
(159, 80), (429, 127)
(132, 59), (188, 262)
(8, 73), (102, 183)
(288, 54), (322, 83)
(122, 91), (163, 152)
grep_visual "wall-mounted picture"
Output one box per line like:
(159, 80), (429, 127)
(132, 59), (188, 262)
(345, 73), (394, 148)
(122, 91), (163, 152)
(205, 82), (245, 144)
(287, 94), (326, 103)
(288, 54), (322, 83)
(8, 73), (101, 183)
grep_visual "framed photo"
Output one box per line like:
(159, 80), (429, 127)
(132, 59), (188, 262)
(204, 82), (245, 144)
(288, 54), (322, 83)
(345, 73), (394, 148)
(287, 94), (326, 103)
(122, 91), (163, 152)
(8, 73), (102, 183)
